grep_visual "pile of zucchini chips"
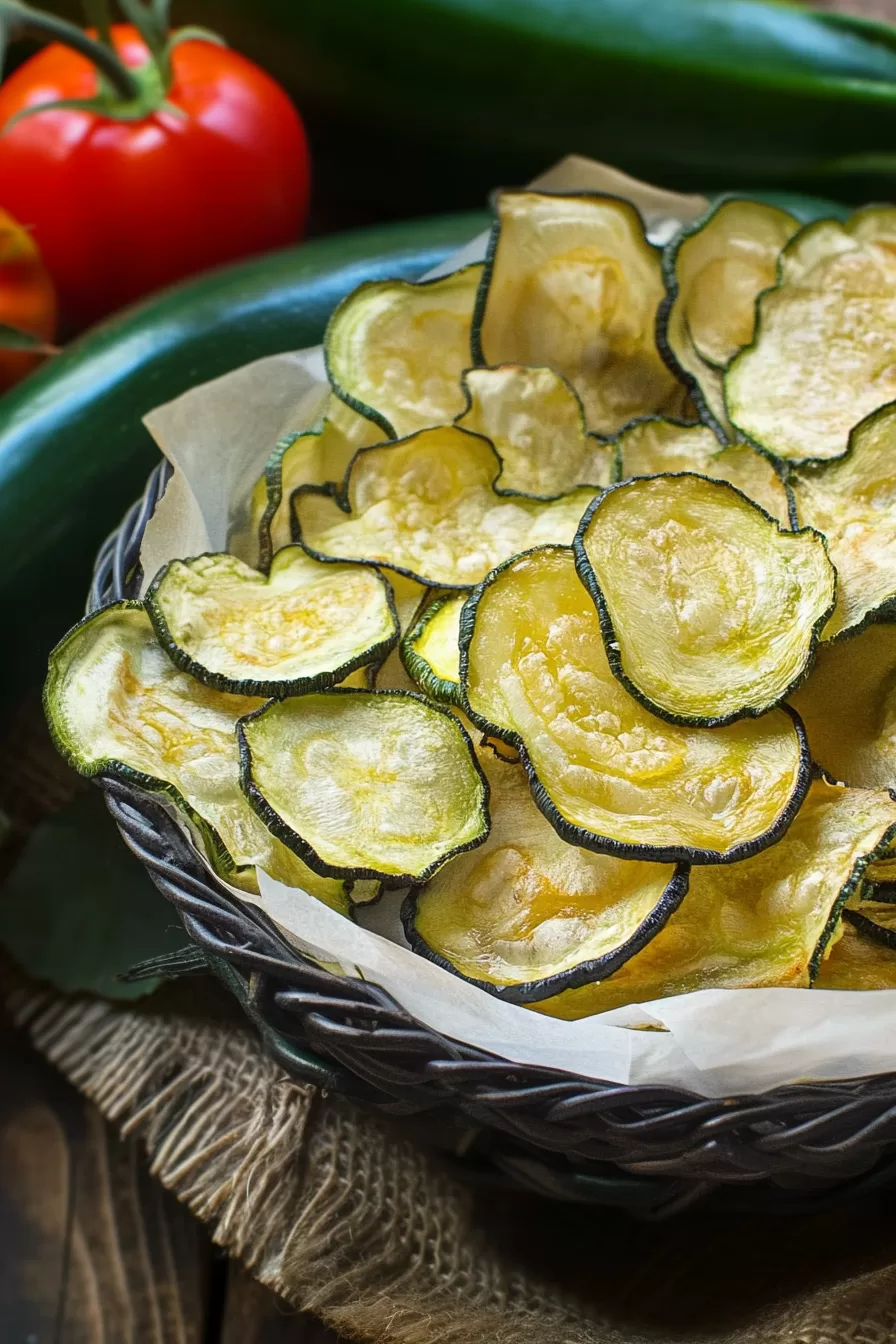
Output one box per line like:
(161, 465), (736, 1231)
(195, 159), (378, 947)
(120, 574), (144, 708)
(45, 192), (896, 1017)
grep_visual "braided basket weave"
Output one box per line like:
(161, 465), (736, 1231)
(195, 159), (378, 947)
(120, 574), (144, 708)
(91, 460), (896, 1217)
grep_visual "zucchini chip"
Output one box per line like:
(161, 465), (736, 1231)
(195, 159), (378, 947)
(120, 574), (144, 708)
(325, 264), (484, 439)
(255, 405), (384, 569)
(145, 549), (398, 697)
(815, 922), (896, 991)
(844, 900), (896, 949)
(401, 593), (465, 705)
(455, 365), (614, 498)
(659, 200), (799, 436)
(575, 475), (836, 726)
(779, 208), (896, 291)
(348, 879), (383, 907)
(726, 216), (896, 463)
(404, 746), (689, 1004)
(294, 425), (596, 588)
(789, 623), (896, 789)
(43, 603), (349, 909)
(867, 853), (896, 886)
(614, 417), (792, 525)
(461, 547), (810, 865)
(238, 689), (489, 885)
(531, 778), (896, 1019)
(339, 666), (375, 689)
(472, 191), (680, 436)
(791, 404), (896, 640)
(726, 292), (896, 465)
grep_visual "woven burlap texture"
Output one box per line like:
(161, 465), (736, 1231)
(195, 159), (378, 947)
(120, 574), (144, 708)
(6, 982), (896, 1344)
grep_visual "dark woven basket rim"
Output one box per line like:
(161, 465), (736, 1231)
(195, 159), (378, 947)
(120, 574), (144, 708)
(89, 459), (896, 1215)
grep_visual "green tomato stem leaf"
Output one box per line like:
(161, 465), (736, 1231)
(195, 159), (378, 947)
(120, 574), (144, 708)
(0, 1), (140, 100)
(167, 25), (227, 52)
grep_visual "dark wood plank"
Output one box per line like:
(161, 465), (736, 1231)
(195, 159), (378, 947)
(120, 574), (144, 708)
(0, 1013), (210, 1343)
(0, 1044), (70, 1342)
(220, 1264), (343, 1344)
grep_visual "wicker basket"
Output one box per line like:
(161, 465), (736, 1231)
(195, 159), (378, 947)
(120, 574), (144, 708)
(90, 460), (896, 1217)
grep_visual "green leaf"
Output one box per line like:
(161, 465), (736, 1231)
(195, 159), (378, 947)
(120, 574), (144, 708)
(168, 25), (227, 52)
(115, 0), (166, 59)
(0, 788), (188, 999)
(0, 322), (56, 354)
(2, 97), (111, 136)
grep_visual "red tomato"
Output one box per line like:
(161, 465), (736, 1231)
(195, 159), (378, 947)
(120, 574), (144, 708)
(0, 25), (310, 331)
(0, 207), (57, 391)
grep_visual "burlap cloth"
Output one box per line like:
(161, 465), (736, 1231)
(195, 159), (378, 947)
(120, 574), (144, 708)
(5, 976), (896, 1344)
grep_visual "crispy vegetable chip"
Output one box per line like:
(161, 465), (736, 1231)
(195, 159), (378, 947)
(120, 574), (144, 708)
(326, 264), (484, 438)
(462, 546), (810, 864)
(43, 603), (349, 908)
(145, 548), (398, 697)
(660, 199), (798, 437)
(254, 407), (384, 569)
(844, 899), (896, 949)
(575, 474), (835, 725)
(815, 922), (896, 991)
(789, 623), (896, 789)
(455, 365), (614, 498)
(405, 746), (688, 1002)
(866, 852), (896, 886)
(791, 404), (896, 640)
(401, 593), (465, 704)
(614, 417), (792, 525)
(779, 208), (896, 290)
(239, 689), (489, 884)
(295, 425), (596, 587)
(532, 779), (896, 1018)
(473, 191), (680, 435)
(726, 214), (896, 463)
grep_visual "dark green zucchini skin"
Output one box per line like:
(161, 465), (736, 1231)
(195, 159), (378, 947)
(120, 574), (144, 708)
(843, 905), (896, 953)
(458, 545), (814, 867)
(0, 213), (487, 698)
(400, 595), (465, 707)
(400, 860), (690, 1005)
(256, 432), (308, 574)
(199, 0), (896, 205)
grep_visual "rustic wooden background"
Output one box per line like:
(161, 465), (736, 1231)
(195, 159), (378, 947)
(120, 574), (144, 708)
(1, 1007), (343, 1341)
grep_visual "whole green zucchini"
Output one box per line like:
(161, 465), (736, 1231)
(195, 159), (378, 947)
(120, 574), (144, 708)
(0, 213), (486, 697)
(204, 0), (896, 202)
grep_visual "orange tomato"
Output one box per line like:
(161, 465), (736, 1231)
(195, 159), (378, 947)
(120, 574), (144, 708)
(0, 208), (56, 392)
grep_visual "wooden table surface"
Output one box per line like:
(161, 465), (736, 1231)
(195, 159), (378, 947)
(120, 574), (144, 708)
(1, 1010), (342, 1343)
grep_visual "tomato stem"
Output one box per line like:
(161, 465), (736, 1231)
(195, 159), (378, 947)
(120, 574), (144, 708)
(81, 0), (113, 51)
(0, 1), (140, 100)
(111, 0), (177, 91)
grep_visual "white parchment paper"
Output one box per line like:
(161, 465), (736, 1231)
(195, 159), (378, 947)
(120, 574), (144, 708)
(135, 156), (896, 1097)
